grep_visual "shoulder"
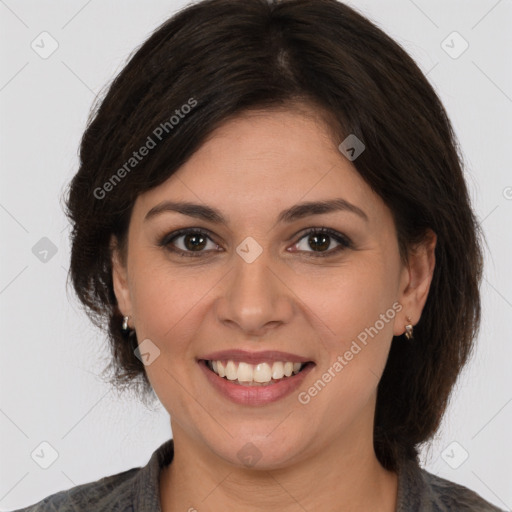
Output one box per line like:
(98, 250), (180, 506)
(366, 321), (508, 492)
(398, 457), (506, 512)
(11, 467), (140, 512)
(10, 438), (174, 512)
(420, 468), (506, 512)
(11, 438), (174, 512)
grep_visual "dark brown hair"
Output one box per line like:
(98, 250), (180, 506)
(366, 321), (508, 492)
(64, 0), (484, 471)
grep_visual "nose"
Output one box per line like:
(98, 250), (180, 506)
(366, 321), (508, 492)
(214, 247), (295, 337)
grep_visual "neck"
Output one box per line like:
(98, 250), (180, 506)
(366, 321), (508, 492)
(159, 417), (398, 512)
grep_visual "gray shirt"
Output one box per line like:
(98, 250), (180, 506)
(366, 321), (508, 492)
(12, 438), (506, 511)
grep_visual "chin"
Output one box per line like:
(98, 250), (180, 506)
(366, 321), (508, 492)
(208, 430), (310, 471)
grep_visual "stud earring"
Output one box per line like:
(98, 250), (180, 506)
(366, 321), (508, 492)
(404, 316), (414, 340)
(121, 315), (130, 333)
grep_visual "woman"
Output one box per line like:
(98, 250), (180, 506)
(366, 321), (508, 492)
(13, 0), (505, 510)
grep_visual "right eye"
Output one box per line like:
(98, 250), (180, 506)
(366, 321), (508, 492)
(159, 228), (221, 257)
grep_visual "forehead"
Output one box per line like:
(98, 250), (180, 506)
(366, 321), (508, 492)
(133, 109), (386, 227)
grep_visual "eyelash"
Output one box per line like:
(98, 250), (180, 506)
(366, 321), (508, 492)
(158, 227), (352, 258)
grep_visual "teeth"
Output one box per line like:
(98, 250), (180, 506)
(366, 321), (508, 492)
(225, 360), (237, 380)
(253, 363), (272, 383)
(271, 361), (284, 379)
(237, 362), (254, 382)
(207, 359), (306, 384)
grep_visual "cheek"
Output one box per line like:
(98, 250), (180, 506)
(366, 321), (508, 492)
(304, 263), (398, 422)
(131, 281), (185, 343)
(310, 259), (398, 345)
(127, 262), (211, 412)
(128, 256), (218, 353)
(298, 264), (398, 426)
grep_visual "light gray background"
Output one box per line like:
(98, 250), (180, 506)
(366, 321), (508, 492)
(1, 1), (511, 510)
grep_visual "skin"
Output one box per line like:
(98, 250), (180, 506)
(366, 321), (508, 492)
(111, 106), (436, 512)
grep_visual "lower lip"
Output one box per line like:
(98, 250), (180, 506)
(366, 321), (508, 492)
(198, 360), (314, 406)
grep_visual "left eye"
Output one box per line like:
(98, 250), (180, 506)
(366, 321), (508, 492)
(290, 228), (351, 257)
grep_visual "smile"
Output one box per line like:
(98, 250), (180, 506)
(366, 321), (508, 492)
(198, 359), (315, 406)
(206, 359), (308, 385)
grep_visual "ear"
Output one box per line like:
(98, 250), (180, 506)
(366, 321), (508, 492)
(393, 229), (437, 336)
(110, 234), (133, 320)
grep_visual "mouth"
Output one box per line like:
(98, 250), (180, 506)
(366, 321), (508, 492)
(199, 358), (315, 386)
(196, 349), (316, 405)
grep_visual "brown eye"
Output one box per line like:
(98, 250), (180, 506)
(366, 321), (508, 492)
(160, 228), (220, 257)
(291, 228), (352, 257)
(181, 232), (208, 251)
(305, 233), (331, 252)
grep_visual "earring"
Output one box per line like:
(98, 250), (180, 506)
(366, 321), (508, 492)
(121, 315), (138, 351)
(404, 316), (414, 340)
(121, 315), (130, 333)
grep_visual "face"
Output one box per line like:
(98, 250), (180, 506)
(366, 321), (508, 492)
(112, 107), (435, 469)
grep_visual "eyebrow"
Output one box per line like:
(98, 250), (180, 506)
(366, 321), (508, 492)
(144, 198), (369, 224)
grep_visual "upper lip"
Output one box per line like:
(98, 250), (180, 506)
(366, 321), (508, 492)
(198, 349), (313, 364)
